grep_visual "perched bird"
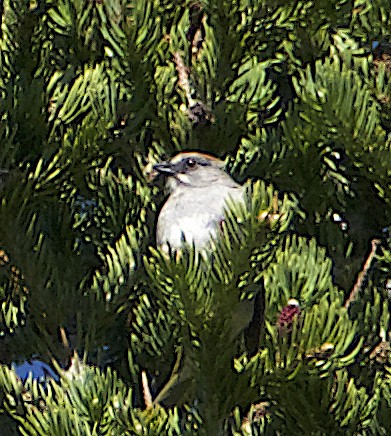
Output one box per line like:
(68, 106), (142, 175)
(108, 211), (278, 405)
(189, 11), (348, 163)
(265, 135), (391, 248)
(153, 151), (244, 251)
(153, 151), (261, 356)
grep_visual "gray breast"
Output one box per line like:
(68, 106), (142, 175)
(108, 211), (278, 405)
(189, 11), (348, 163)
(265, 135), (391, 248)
(156, 184), (244, 250)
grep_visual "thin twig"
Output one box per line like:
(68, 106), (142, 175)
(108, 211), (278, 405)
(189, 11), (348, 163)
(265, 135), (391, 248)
(153, 346), (183, 405)
(173, 51), (194, 106)
(344, 238), (381, 309)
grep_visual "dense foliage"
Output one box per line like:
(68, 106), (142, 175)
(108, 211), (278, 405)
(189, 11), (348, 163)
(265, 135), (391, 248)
(0, 0), (390, 434)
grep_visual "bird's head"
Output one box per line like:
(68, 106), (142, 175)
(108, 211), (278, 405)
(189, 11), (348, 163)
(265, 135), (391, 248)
(153, 151), (236, 191)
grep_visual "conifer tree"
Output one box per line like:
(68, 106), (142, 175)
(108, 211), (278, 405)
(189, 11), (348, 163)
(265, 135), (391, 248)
(0, 0), (391, 434)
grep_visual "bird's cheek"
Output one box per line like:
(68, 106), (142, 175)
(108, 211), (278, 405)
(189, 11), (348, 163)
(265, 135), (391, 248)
(176, 173), (192, 185)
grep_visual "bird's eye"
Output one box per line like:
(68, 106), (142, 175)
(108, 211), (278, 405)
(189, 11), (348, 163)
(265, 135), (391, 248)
(186, 158), (197, 169)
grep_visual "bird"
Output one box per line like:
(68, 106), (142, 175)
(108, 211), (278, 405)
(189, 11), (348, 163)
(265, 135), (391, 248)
(153, 151), (261, 355)
(153, 151), (244, 251)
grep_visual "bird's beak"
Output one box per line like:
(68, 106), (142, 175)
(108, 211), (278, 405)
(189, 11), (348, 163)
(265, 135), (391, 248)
(153, 162), (177, 176)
